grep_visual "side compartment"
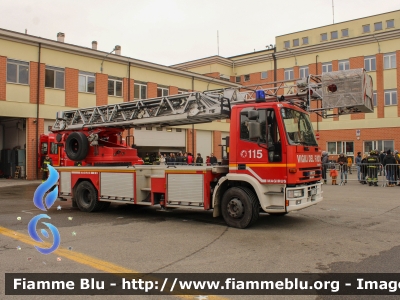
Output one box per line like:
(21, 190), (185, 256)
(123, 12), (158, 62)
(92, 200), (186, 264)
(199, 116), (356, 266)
(100, 172), (135, 202)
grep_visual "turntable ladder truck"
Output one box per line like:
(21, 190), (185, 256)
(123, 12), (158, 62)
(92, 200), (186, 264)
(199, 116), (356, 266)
(47, 68), (373, 228)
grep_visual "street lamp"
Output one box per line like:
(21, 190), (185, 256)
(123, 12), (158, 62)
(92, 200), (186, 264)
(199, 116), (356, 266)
(100, 47), (116, 73)
(285, 48), (297, 66)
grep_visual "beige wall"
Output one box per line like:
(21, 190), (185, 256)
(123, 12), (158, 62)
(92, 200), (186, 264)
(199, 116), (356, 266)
(45, 88), (65, 106)
(6, 83), (29, 103)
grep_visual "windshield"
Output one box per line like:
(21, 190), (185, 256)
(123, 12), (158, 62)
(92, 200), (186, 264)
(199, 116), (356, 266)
(280, 108), (318, 146)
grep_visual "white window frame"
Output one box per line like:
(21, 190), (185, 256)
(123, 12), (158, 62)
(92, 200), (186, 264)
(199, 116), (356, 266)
(178, 89), (188, 94)
(7, 59), (29, 85)
(364, 56), (376, 72)
(293, 39), (299, 47)
(235, 76), (241, 83)
(321, 33), (328, 41)
(322, 63), (332, 73)
(78, 71), (95, 93)
(341, 28), (349, 37)
(331, 31), (338, 39)
(299, 66), (309, 78)
(327, 141), (354, 156)
(134, 82), (147, 99)
(302, 37), (308, 45)
(362, 24), (370, 33)
(284, 41), (290, 48)
(157, 87), (169, 97)
(386, 19), (394, 28)
(383, 53), (396, 69)
(284, 68), (294, 80)
(384, 90), (397, 106)
(373, 92), (377, 107)
(243, 74), (250, 82)
(45, 66), (65, 89)
(374, 22), (383, 31)
(338, 60), (349, 71)
(260, 71), (267, 79)
(108, 77), (123, 97)
(364, 140), (394, 153)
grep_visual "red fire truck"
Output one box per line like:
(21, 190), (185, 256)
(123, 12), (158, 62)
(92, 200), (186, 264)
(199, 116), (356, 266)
(40, 69), (373, 228)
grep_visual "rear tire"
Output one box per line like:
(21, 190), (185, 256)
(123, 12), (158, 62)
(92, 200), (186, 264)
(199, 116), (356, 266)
(65, 132), (89, 161)
(221, 187), (259, 228)
(75, 181), (103, 212)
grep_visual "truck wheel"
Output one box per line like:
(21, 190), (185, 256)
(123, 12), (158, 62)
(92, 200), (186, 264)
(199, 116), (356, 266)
(75, 181), (103, 212)
(221, 187), (259, 229)
(65, 132), (89, 161)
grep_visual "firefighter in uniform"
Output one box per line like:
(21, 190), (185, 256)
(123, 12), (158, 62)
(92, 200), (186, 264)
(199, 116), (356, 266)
(367, 150), (379, 186)
(41, 155), (53, 183)
(144, 153), (151, 165)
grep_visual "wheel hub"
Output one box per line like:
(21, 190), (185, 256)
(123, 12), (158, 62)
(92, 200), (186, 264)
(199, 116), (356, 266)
(227, 198), (244, 218)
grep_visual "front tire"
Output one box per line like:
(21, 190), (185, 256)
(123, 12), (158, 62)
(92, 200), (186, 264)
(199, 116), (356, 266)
(221, 187), (259, 229)
(75, 181), (104, 212)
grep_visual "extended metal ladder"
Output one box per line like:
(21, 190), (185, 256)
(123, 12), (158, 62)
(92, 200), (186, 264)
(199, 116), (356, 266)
(51, 69), (373, 131)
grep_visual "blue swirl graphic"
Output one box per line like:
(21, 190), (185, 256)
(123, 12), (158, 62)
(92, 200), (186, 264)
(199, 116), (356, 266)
(28, 214), (60, 255)
(33, 165), (59, 211)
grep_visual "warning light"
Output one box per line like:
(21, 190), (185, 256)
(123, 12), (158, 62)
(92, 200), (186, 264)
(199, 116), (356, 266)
(256, 90), (266, 102)
(327, 84), (337, 93)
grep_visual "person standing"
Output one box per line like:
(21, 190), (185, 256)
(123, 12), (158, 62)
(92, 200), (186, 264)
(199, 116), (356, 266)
(210, 153), (218, 165)
(330, 166), (338, 185)
(367, 150), (380, 186)
(379, 150), (386, 176)
(321, 151), (329, 184)
(347, 156), (353, 174)
(383, 149), (396, 186)
(337, 153), (348, 183)
(360, 153), (368, 184)
(41, 155), (53, 183)
(355, 152), (362, 182)
(196, 153), (204, 166)
(206, 156), (211, 166)
(187, 153), (193, 165)
(144, 153), (151, 165)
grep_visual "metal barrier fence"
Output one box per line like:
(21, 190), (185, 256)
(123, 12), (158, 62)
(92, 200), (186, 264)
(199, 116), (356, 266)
(322, 163), (400, 187)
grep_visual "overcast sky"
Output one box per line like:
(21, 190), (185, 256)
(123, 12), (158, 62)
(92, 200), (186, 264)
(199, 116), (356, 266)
(1, 0), (399, 66)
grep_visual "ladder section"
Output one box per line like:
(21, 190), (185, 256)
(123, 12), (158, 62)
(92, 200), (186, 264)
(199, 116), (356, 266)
(52, 92), (234, 131)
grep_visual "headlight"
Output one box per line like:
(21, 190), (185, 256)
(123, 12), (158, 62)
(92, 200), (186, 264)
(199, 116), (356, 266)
(287, 189), (303, 198)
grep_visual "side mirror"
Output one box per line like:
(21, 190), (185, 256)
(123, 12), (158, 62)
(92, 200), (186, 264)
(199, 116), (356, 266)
(248, 121), (261, 140)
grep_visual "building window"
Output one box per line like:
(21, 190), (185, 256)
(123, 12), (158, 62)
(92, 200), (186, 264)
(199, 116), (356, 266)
(364, 56), (376, 72)
(373, 92), (377, 107)
(284, 41), (290, 48)
(364, 140), (394, 153)
(176, 128), (182, 132)
(374, 22), (383, 31)
(302, 37), (308, 45)
(383, 53), (396, 69)
(134, 82), (147, 99)
(327, 141), (354, 156)
(235, 76), (241, 83)
(342, 29), (349, 37)
(78, 71), (95, 93)
(293, 39), (299, 47)
(244, 74), (250, 82)
(384, 90), (397, 106)
(321, 33), (328, 41)
(108, 77), (123, 96)
(261, 71), (267, 79)
(45, 66), (64, 89)
(299, 66), (309, 78)
(386, 19), (395, 28)
(362, 24), (370, 33)
(7, 59), (29, 84)
(157, 87), (169, 97)
(284, 68), (294, 80)
(322, 63), (332, 73)
(331, 31), (338, 39)
(338, 60), (349, 71)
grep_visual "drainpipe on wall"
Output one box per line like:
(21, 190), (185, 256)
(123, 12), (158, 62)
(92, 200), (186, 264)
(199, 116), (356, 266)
(316, 55), (319, 132)
(36, 43), (41, 179)
(272, 47), (277, 88)
(191, 76), (195, 154)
